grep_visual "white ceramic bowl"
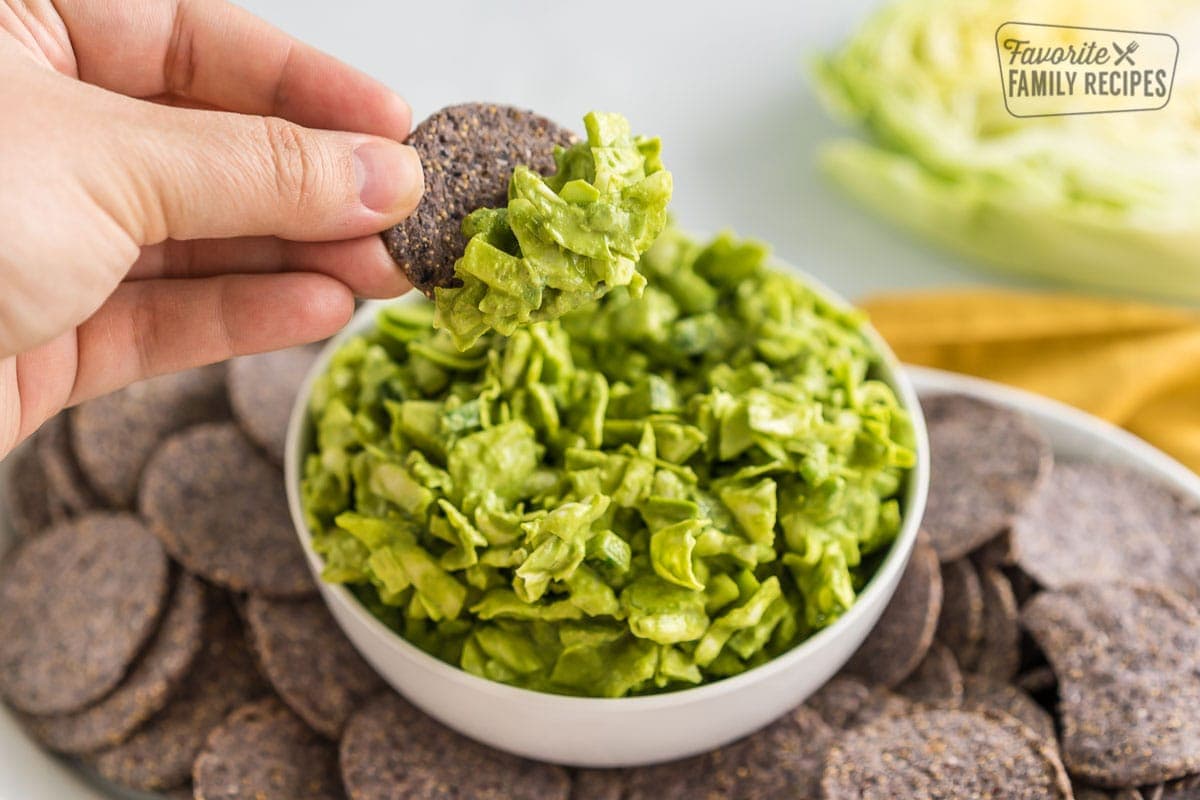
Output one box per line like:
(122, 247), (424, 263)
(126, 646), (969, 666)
(284, 270), (930, 768)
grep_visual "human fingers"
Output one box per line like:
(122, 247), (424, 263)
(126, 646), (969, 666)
(129, 235), (412, 299)
(68, 272), (354, 406)
(101, 100), (423, 244)
(4, 272), (353, 448)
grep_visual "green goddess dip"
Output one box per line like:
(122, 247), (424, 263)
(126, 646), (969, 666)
(433, 111), (673, 350)
(301, 225), (915, 698)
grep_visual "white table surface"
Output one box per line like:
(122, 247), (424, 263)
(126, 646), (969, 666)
(237, 0), (1044, 303)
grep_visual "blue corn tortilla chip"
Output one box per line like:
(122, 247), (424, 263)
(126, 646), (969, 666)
(139, 423), (314, 597)
(821, 708), (1071, 800)
(1013, 460), (1200, 604)
(843, 533), (942, 688)
(1023, 582), (1200, 788)
(936, 558), (984, 670)
(24, 572), (206, 754)
(896, 642), (964, 710)
(0, 514), (168, 715)
(920, 394), (1052, 562)
(91, 595), (269, 792)
(227, 345), (320, 465)
(244, 595), (382, 739)
(382, 104), (576, 296)
(193, 697), (343, 800)
(340, 692), (570, 800)
(71, 365), (229, 508)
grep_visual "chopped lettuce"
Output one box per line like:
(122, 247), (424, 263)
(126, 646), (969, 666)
(303, 228), (913, 697)
(434, 112), (673, 348)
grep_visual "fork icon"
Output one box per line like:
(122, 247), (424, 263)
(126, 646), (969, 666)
(1113, 40), (1139, 66)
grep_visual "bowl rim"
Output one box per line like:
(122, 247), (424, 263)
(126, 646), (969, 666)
(283, 261), (931, 710)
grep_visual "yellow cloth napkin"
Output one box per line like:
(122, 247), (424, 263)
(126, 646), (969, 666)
(860, 290), (1200, 473)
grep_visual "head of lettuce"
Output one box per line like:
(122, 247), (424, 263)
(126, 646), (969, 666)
(814, 0), (1200, 300)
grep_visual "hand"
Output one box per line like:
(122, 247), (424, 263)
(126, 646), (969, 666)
(0, 0), (424, 457)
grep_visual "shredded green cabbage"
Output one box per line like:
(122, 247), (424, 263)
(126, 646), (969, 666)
(302, 228), (914, 697)
(813, 0), (1200, 299)
(434, 112), (673, 349)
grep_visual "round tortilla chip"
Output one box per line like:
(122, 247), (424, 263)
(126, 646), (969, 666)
(4, 443), (59, 539)
(139, 423), (314, 597)
(971, 530), (1016, 569)
(193, 697), (343, 800)
(1022, 582), (1200, 788)
(843, 533), (942, 687)
(35, 413), (100, 517)
(821, 708), (1072, 800)
(807, 677), (913, 732)
(227, 345), (320, 465)
(0, 513), (169, 715)
(618, 706), (834, 799)
(24, 572), (206, 754)
(920, 394), (1052, 562)
(807, 676), (874, 730)
(1013, 460), (1200, 603)
(71, 365), (229, 508)
(975, 568), (1021, 682)
(92, 596), (269, 792)
(936, 558), (985, 670)
(896, 642), (964, 710)
(382, 103), (576, 295)
(961, 673), (1056, 745)
(340, 692), (570, 800)
(848, 685), (915, 728)
(572, 769), (625, 800)
(244, 595), (382, 739)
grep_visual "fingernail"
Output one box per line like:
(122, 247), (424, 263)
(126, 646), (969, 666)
(354, 141), (423, 214)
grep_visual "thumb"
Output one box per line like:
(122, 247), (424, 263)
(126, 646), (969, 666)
(122, 102), (424, 244)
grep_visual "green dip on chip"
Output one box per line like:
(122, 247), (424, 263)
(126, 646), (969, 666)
(434, 111), (673, 350)
(301, 227), (915, 698)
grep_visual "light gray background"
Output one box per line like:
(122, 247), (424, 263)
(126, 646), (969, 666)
(238, 0), (1037, 302)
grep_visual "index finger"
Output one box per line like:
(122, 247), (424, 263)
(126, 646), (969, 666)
(51, 0), (410, 139)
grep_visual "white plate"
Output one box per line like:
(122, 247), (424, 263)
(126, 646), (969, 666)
(2, 366), (1198, 795)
